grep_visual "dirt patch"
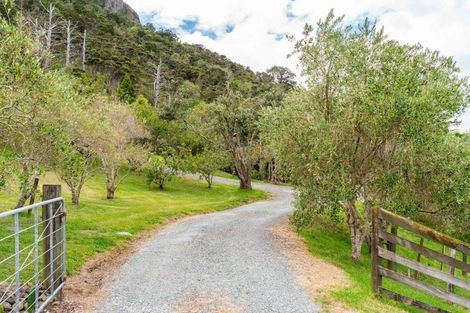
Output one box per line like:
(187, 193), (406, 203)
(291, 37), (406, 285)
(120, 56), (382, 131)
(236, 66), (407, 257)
(172, 293), (243, 313)
(270, 218), (357, 313)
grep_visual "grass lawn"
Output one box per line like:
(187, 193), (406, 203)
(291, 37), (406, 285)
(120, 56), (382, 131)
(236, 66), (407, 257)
(0, 171), (268, 280)
(300, 218), (469, 313)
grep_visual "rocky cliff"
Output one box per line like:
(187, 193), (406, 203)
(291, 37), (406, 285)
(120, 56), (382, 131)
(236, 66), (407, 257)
(103, 0), (140, 23)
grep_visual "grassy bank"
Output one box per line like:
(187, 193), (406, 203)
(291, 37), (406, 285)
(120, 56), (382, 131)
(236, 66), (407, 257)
(0, 172), (268, 278)
(300, 218), (468, 313)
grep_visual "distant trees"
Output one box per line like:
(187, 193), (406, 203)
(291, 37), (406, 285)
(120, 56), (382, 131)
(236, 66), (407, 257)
(263, 12), (469, 261)
(263, 66), (296, 91)
(117, 74), (137, 104)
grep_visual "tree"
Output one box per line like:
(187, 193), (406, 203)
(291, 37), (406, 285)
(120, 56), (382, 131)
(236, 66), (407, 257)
(117, 73), (137, 104)
(189, 91), (263, 189)
(153, 57), (162, 107)
(185, 147), (228, 188)
(42, 3), (60, 69)
(54, 98), (100, 205)
(65, 20), (77, 68)
(57, 145), (94, 205)
(160, 80), (200, 120)
(81, 28), (87, 70)
(144, 154), (175, 189)
(89, 97), (146, 199)
(264, 66), (296, 91)
(263, 12), (469, 261)
(0, 18), (60, 208)
(402, 133), (470, 240)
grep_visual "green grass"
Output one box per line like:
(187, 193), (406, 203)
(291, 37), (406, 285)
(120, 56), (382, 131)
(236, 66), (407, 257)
(0, 172), (268, 280)
(300, 218), (468, 313)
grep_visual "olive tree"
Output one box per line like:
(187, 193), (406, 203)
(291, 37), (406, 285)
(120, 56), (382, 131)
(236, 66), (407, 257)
(189, 91), (263, 189)
(263, 12), (468, 262)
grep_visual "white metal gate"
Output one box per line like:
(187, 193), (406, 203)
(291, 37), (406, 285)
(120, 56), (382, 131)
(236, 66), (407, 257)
(0, 197), (66, 313)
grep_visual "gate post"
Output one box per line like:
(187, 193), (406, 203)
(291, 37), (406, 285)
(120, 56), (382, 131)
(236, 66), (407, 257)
(42, 185), (64, 299)
(371, 207), (381, 294)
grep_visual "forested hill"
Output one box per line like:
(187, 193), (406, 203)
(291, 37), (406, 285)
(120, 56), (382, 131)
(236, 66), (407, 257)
(20, 0), (260, 103)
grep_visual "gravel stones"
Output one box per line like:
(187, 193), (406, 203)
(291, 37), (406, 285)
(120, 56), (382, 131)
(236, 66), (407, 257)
(99, 178), (319, 313)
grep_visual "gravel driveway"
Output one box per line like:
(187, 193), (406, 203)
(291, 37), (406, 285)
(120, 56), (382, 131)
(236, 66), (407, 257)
(99, 177), (319, 313)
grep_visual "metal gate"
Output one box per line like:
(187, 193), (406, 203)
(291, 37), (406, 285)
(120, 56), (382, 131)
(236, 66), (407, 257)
(0, 196), (66, 313)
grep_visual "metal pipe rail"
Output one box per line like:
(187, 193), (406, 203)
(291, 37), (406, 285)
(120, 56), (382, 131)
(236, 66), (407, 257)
(0, 197), (66, 313)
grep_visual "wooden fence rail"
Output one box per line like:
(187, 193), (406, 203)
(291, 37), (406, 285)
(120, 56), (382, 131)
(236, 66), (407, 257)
(371, 208), (470, 313)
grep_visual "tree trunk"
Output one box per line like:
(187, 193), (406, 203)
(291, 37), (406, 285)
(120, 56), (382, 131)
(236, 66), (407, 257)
(81, 29), (87, 70)
(105, 167), (118, 199)
(71, 189), (80, 205)
(66, 20), (72, 68)
(345, 200), (365, 262)
(16, 191), (33, 209)
(27, 177), (40, 214)
(106, 187), (115, 199)
(236, 166), (252, 189)
(153, 58), (162, 107)
(44, 4), (55, 69)
(205, 174), (213, 188)
(239, 176), (252, 189)
(16, 171), (39, 209)
(233, 159), (252, 190)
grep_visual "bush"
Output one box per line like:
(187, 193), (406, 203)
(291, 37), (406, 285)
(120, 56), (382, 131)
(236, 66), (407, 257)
(144, 155), (176, 189)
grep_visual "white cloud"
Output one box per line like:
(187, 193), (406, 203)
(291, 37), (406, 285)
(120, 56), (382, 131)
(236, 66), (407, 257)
(126, 0), (470, 131)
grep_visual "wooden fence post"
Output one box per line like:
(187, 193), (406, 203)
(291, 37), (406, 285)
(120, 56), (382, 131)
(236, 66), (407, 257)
(448, 248), (456, 293)
(387, 225), (398, 270)
(42, 185), (64, 298)
(463, 254), (467, 277)
(413, 238), (424, 279)
(371, 207), (381, 294)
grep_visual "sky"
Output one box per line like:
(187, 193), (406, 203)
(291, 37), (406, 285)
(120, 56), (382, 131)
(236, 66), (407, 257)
(126, 0), (470, 131)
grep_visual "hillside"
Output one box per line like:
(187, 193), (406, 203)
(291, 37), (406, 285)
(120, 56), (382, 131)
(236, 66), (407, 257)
(20, 0), (259, 103)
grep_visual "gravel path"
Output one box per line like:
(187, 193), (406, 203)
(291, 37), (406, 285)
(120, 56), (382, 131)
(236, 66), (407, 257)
(99, 177), (319, 313)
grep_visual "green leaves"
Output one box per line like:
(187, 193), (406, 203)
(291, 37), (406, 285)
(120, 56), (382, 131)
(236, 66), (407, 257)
(144, 154), (176, 189)
(117, 73), (137, 104)
(264, 11), (470, 258)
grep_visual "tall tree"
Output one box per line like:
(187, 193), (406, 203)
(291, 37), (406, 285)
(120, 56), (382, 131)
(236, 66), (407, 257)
(263, 12), (469, 261)
(89, 97), (146, 199)
(189, 90), (263, 189)
(42, 3), (60, 69)
(153, 57), (163, 107)
(65, 20), (76, 68)
(81, 28), (87, 70)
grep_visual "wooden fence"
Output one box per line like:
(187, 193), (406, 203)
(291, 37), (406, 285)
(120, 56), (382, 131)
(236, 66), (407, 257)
(371, 208), (470, 313)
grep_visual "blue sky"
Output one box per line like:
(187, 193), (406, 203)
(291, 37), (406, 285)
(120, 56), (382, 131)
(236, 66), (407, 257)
(128, 0), (470, 131)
